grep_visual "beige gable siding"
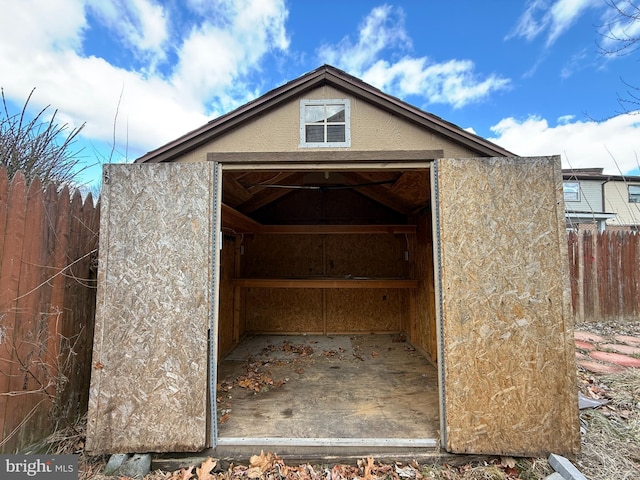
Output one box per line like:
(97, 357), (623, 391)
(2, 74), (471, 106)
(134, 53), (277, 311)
(175, 85), (478, 163)
(605, 181), (640, 225)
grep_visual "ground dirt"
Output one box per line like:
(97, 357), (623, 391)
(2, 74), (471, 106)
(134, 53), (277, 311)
(38, 321), (640, 480)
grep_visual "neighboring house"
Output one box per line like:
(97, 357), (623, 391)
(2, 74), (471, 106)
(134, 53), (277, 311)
(563, 168), (640, 232)
(87, 65), (579, 459)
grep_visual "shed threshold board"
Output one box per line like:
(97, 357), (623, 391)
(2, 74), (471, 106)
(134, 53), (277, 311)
(217, 438), (438, 447)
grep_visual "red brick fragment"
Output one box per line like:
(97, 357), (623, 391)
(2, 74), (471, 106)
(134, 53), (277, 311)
(614, 335), (640, 348)
(574, 331), (608, 344)
(590, 350), (640, 368)
(600, 343), (640, 356)
(574, 340), (596, 351)
(577, 360), (625, 374)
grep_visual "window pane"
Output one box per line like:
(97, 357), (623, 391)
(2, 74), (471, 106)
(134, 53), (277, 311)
(306, 125), (324, 142)
(630, 185), (640, 203)
(563, 182), (579, 201)
(305, 105), (325, 123)
(325, 105), (345, 122)
(327, 125), (345, 142)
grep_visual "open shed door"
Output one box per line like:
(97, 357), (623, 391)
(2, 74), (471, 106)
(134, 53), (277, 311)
(87, 163), (219, 453)
(433, 156), (580, 456)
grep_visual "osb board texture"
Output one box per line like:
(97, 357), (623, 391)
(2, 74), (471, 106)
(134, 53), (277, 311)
(174, 85), (479, 162)
(325, 289), (406, 333)
(241, 234), (408, 278)
(245, 288), (323, 333)
(324, 234), (408, 277)
(218, 236), (236, 359)
(253, 189), (405, 225)
(411, 213), (437, 361)
(242, 235), (324, 277)
(435, 156), (579, 456)
(87, 163), (212, 454)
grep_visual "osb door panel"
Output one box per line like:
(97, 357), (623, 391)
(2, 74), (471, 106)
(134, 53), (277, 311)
(87, 163), (214, 454)
(433, 156), (580, 456)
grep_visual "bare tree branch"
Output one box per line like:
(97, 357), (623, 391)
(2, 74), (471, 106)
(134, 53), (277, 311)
(0, 87), (87, 188)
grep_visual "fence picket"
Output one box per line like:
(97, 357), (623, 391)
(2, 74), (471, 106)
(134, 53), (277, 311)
(0, 169), (98, 453)
(568, 230), (640, 323)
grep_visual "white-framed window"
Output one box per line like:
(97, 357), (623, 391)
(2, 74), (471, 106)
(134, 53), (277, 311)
(299, 99), (351, 147)
(629, 184), (640, 203)
(563, 181), (580, 202)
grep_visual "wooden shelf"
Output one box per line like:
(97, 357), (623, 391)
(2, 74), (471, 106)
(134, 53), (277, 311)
(233, 278), (418, 289)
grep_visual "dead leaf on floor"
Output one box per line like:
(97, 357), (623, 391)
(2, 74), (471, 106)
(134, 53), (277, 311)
(249, 450), (280, 473)
(371, 351), (379, 358)
(500, 456), (516, 468)
(395, 463), (418, 478)
(363, 457), (375, 480)
(171, 466), (193, 480)
(219, 412), (230, 424)
(195, 457), (216, 480)
(295, 367), (305, 374)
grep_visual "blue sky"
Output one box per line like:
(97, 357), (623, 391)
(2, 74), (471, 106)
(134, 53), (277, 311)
(1, 0), (639, 187)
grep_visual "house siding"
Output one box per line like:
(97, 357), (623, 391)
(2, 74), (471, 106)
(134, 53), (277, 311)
(564, 179), (603, 212)
(605, 181), (640, 226)
(175, 85), (478, 163)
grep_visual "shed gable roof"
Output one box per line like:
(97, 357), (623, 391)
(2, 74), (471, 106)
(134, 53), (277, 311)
(136, 65), (514, 163)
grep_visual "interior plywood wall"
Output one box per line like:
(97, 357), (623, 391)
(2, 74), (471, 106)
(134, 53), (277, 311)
(241, 233), (409, 277)
(218, 235), (237, 359)
(411, 213), (438, 361)
(239, 233), (411, 334)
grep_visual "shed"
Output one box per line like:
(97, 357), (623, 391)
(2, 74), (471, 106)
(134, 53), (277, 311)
(86, 65), (579, 458)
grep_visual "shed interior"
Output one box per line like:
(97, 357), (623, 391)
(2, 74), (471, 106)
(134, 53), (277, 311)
(216, 166), (439, 442)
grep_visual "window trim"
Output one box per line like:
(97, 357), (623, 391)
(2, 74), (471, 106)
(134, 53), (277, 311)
(299, 99), (351, 148)
(563, 181), (580, 202)
(629, 184), (640, 203)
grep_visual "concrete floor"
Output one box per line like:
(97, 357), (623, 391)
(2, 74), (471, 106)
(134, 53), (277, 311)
(216, 334), (440, 443)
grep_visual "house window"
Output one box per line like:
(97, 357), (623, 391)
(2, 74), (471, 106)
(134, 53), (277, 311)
(300, 99), (351, 147)
(629, 185), (640, 203)
(563, 181), (580, 202)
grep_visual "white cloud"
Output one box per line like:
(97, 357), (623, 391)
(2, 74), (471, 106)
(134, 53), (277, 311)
(488, 113), (640, 174)
(171, 0), (290, 111)
(86, 0), (169, 70)
(509, 0), (598, 46)
(318, 5), (410, 72)
(318, 6), (510, 108)
(1, 0), (87, 52)
(0, 0), (289, 161)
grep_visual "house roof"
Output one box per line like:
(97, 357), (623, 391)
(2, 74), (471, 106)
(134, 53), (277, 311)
(562, 168), (640, 182)
(136, 64), (514, 164)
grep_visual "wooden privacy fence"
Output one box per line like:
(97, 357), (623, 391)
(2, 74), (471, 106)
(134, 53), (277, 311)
(0, 168), (99, 453)
(568, 230), (639, 322)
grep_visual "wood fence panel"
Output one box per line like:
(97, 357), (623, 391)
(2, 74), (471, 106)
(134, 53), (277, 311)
(568, 230), (640, 323)
(0, 168), (98, 453)
(0, 172), (28, 450)
(567, 231), (578, 317)
(0, 168), (8, 268)
(587, 232), (598, 321)
(11, 178), (49, 450)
